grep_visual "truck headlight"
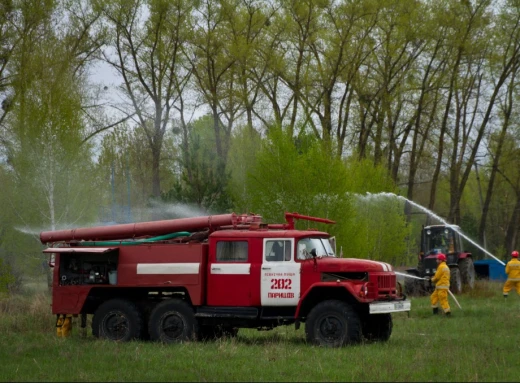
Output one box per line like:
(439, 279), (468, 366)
(359, 283), (369, 298)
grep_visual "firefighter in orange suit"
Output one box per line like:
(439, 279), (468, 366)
(430, 253), (451, 316)
(503, 250), (520, 298)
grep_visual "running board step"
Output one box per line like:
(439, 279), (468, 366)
(195, 306), (259, 319)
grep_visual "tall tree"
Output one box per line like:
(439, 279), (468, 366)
(2, 1), (105, 285)
(225, 0), (274, 133)
(97, 0), (193, 199)
(477, 0), (520, 243)
(357, 0), (425, 173)
(492, 131), (520, 253)
(188, 0), (239, 161)
(446, 0), (520, 224)
(275, 0), (321, 137)
(296, 0), (378, 152)
(404, 0), (451, 209)
(0, 0), (17, 131)
(428, 0), (491, 218)
(163, 115), (231, 213)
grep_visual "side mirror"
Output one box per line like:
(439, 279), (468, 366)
(310, 248), (317, 258)
(329, 236), (336, 255)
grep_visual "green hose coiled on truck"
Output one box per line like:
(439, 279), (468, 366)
(80, 231), (191, 246)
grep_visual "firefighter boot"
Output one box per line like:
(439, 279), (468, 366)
(432, 308), (439, 315)
(504, 295), (508, 299)
(56, 315), (64, 337)
(61, 315), (72, 337)
(445, 312), (451, 317)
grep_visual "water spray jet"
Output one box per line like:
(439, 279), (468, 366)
(394, 271), (462, 309)
(357, 192), (505, 266)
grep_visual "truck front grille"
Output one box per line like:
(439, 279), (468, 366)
(377, 274), (397, 298)
(378, 274), (395, 289)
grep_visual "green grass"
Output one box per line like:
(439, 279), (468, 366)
(0, 280), (518, 382)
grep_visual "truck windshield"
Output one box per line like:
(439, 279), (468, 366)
(424, 228), (455, 255)
(297, 237), (335, 260)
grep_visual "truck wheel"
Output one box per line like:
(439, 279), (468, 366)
(92, 299), (143, 341)
(305, 300), (361, 347)
(450, 267), (462, 294)
(148, 299), (198, 343)
(362, 314), (393, 342)
(459, 258), (475, 289)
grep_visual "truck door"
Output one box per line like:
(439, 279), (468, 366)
(207, 240), (251, 306)
(260, 239), (300, 306)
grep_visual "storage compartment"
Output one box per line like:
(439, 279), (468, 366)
(474, 259), (507, 281)
(58, 251), (119, 286)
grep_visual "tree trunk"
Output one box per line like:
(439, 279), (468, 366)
(505, 194), (520, 254)
(479, 70), (517, 244)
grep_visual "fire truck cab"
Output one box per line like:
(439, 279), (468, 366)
(41, 212), (411, 348)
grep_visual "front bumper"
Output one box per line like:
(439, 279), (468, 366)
(369, 300), (411, 314)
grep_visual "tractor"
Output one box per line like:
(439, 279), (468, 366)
(405, 225), (475, 296)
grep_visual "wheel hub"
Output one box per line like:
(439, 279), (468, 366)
(161, 313), (185, 340)
(318, 315), (343, 340)
(104, 312), (129, 340)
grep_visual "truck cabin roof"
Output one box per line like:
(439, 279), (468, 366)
(210, 229), (330, 240)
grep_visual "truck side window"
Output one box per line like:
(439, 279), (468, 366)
(216, 241), (248, 262)
(284, 243), (291, 261)
(265, 240), (292, 262)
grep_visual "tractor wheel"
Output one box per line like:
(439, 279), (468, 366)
(92, 299), (143, 341)
(404, 277), (416, 296)
(450, 267), (462, 294)
(199, 325), (239, 341)
(305, 300), (361, 347)
(148, 299), (198, 343)
(362, 314), (393, 342)
(459, 258), (475, 290)
(405, 277), (428, 297)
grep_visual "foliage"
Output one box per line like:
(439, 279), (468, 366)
(0, 2), (103, 283)
(245, 128), (352, 227)
(6, 39), (102, 228)
(2, 0), (520, 278)
(343, 157), (412, 265)
(243, 128), (409, 264)
(96, 124), (176, 222)
(227, 124), (263, 213)
(95, 0), (194, 199)
(0, 258), (15, 294)
(162, 115), (232, 214)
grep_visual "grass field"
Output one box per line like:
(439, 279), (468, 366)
(0, 280), (518, 382)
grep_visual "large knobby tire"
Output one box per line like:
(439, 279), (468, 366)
(362, 314), (393, 342)
(405, 278), (428, 297)
(403, 269), (429, 297)
(199, 325), (239, 341)
(450, 267), (462, 294)
(459, 258), (475, 290)
(92, 299), (143, 342)
(404, 277), (416, 296)
(148, 299), (198, 343)
(305, 300), (361, 347)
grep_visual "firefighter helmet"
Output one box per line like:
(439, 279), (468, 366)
(437, 253), (447, 262)
(512, 250), (519, 258)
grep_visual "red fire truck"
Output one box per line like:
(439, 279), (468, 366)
(40, 212), (410, 347)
